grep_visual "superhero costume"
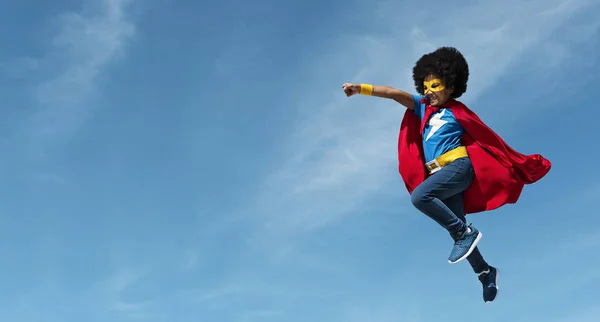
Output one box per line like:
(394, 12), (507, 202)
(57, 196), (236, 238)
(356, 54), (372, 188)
(398, 97), (551, 214)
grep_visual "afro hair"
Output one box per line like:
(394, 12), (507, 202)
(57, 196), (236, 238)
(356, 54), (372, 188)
(412, 46), (469, 98)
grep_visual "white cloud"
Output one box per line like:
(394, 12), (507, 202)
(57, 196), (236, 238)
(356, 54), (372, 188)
(87, 246), (152, 317)
(22, 0), (136, 155)
(103, 266), (141, 294)
(109, 300), (153, 319)
(247, 0), (598, 248)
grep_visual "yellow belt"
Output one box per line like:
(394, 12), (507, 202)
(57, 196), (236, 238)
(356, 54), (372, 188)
(425, 146), (469, 174)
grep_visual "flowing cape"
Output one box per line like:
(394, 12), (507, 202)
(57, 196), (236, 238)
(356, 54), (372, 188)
(398, 99), (551, 214)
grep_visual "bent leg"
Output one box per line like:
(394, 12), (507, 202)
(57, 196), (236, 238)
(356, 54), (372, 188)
(411, 157), (483, 264)
(410, 157), (474, 236)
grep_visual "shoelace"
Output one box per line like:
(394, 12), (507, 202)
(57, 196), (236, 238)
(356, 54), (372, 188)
(455, 230), (475, 247)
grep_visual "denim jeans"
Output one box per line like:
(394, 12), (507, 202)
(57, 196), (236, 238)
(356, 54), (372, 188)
(410, 157), (489, 273)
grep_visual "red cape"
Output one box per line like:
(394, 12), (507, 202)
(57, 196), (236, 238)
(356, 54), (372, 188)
(398, 99), (551, 214)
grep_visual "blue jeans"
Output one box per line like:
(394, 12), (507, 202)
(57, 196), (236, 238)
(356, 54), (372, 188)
(410, 157), (489, 273)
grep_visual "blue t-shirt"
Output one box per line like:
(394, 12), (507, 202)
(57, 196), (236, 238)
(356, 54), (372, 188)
(411, 94), (464, 163)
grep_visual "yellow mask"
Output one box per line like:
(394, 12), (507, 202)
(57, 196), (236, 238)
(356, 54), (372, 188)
(423, 79), (446, 93)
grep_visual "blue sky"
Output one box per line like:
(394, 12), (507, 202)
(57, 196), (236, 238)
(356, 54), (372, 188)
(0, 0), (599, 321)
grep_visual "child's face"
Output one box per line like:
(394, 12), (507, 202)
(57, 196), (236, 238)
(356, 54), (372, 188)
(423, 74), (453, 106)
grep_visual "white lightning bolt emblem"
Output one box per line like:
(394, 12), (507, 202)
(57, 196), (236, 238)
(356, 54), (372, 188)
(425, 109), (447, 141)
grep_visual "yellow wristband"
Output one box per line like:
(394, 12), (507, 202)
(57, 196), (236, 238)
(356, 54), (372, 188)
(359, 84), (373, 96)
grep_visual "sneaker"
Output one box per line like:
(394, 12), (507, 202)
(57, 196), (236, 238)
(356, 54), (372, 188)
(478, 266), (499, 303)
(448, 224), (482, 264)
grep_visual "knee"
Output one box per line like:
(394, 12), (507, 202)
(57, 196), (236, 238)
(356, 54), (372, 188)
(410, 187), (431, 209)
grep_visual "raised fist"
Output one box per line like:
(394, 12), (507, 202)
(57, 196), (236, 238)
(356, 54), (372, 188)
(342, 83), (361, 97)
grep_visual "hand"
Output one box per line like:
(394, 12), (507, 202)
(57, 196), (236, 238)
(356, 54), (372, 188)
(342, 83), (360, 97)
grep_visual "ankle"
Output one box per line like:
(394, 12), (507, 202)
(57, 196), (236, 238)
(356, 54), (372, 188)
(477, 267), (490, 275)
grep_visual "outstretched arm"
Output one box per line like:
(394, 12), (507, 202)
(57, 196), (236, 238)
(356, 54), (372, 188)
(342, 83), (415, 110)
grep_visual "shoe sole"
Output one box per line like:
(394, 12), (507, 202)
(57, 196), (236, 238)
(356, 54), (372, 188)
(448, 231), (483, 264)
(485, 268), (500, 304)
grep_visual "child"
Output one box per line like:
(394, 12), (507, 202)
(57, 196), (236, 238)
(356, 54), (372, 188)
(342, 46), (551, 303)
